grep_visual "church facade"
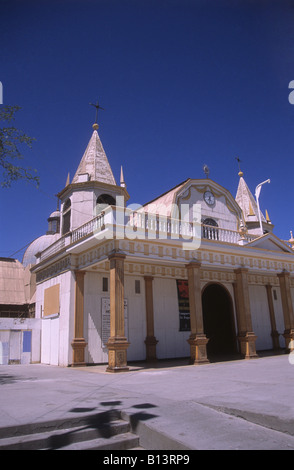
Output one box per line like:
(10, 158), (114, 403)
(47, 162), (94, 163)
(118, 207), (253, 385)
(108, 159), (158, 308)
(19, 120), (294, 371)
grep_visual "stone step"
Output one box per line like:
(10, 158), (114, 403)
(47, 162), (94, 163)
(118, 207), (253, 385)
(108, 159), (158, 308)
(0, 411), (141, 450)
(0, 409), (121, 439)
(51, 432), (140, 451)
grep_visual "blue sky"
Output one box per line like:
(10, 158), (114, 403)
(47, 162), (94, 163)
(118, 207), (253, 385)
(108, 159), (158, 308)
(1, 0), (294, 261)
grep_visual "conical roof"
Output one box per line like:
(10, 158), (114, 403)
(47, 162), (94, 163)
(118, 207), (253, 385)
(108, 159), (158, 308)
(235, 172), (265, 222)
(72, 124), (116, 185)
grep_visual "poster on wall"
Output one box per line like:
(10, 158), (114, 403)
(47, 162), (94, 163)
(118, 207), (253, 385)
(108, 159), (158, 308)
(101, 298), (128, 348)
(176, 280), (191, 331)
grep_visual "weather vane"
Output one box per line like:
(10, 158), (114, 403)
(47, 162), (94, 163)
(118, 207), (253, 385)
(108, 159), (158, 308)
(203, 164), (210, 178)
(90, 101), (104, 124)
(235, 157), (242, 172)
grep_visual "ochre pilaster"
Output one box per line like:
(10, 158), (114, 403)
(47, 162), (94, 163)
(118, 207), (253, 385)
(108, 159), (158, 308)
(265, 284), (280, 351)
(71, 270), (87, 366)
(144, 276), (158, 361)
(186, 261), (209, 364)
(106, 251), (130, 372)
(234, 267), (258, 359)
(277, 271), (294, 352)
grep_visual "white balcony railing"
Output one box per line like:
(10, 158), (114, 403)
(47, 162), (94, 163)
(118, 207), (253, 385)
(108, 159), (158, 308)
(39, 206), (258, 262)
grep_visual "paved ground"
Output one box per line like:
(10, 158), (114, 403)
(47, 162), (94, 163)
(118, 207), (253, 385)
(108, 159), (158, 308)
(1, 353), (294, 450)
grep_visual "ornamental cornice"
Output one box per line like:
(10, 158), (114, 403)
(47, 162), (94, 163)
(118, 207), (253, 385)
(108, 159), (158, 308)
(36, 256), (71, 283)
(37, 238), (294, 279)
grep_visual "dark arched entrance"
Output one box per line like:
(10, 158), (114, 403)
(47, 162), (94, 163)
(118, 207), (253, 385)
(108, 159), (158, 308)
(202, 283), (237, 359)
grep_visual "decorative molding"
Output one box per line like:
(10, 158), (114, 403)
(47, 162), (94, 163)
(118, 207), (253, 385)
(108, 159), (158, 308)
(179, 184), (240, 217)
(36, 256), (71, 283)
(35, 237), (294, 284)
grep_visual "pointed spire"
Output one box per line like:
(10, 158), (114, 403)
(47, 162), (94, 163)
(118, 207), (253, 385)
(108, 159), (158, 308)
(248, 201), (254, 216)
(235, 171), (266, 223)
(65, 172), (70, 186)
(120, 165), (126, 188)
(265, 209), (271, 223)
(72, 125), (116, 186)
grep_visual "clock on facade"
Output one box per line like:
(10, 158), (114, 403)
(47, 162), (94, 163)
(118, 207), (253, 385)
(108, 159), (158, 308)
(203, 190), (215, 206)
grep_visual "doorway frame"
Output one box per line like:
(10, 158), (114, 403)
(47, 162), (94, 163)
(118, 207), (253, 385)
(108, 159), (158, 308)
(201, 281), (239, 356)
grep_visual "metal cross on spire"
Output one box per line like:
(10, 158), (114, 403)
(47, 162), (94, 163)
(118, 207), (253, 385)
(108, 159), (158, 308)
(90, 101), (105, 124)
(235, 157), (242, 171)
(235, 157), (243, 176)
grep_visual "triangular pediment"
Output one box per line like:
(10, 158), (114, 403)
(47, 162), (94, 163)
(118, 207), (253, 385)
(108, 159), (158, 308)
(246, 233), (293, 253)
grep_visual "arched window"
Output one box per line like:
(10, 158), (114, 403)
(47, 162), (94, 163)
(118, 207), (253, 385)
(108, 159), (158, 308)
(62, 199), (71, 235)
(202, 218), (219, 240)
(96, 194), (116, 213)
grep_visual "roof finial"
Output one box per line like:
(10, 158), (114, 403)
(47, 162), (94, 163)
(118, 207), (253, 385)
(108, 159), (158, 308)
(265, 209), (271, 223)
(120, 165), (126, 188)
(90, 100), (104, 130)
(236, 157), (243, 177)
(65, 172), (70, 186)
(289, 231), (294, 250)
(202, 164), (210, 179)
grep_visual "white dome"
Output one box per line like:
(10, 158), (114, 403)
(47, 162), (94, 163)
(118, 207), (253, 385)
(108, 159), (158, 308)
(22, 233), (61, 267)
(48, 210), (60, 219)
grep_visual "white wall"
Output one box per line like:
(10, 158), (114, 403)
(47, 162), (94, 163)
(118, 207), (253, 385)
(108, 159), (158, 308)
(64, 187), (124, 233)
(84, 271), (108, 364)
(71, 189), (95, 231)
(0, 318), (41, 364)
(153, 278), (190, 359)
(36, 270), (74, 366)
(249, 285), (273, 351)
(177, 185), (239, 231)
(84, 272), (146, 364)
(35, 269), (289, 367)
(124, 275), (146, 361)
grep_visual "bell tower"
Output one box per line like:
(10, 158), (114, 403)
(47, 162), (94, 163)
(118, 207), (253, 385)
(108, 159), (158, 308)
(57, 110), (129, 235)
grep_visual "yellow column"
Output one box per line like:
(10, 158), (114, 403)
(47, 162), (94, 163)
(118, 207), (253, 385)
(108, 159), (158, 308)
(71, 270), (87, 366)
(234, 267), (258, 359)
(186, 261), (209, 364)
(144, 276), (158, 361)
(265, 284), (280, 351)
(277, 270), (294, 352)
(106, 251), (130, 372)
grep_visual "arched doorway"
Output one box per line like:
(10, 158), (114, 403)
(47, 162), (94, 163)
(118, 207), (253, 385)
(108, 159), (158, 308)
(202, 283), (237, 359)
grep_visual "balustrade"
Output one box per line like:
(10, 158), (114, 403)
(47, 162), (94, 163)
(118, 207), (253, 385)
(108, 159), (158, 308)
(39, 206), (257, 261)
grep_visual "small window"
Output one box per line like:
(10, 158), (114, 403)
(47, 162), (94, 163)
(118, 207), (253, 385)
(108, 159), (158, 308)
(273, 289), (277, 300)
(97, 194), (116, 206)
(96, 194), (116, 213)
(62, 199), (71, 235)
(135, 280), (141, 294)
(202, 218), (219, 240)
(203, 218), (218, 227)
(102, 277), (108, 292)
